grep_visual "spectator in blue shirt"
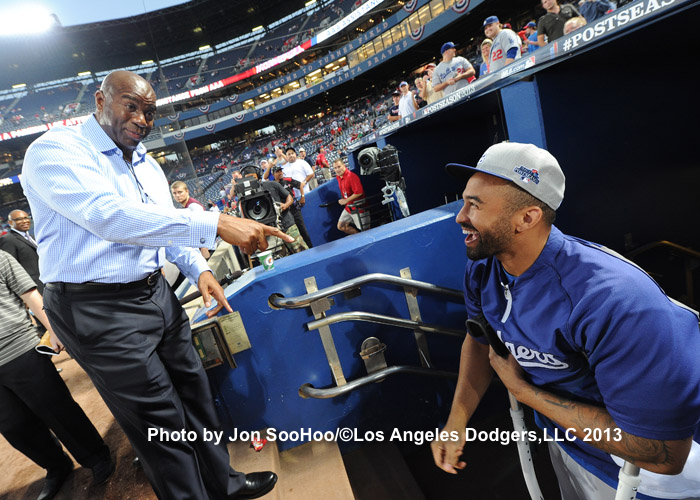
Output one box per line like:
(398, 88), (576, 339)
(523, 21), (539, 53)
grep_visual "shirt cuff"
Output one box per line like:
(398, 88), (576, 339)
(187, 211), (219, 249)
(188, 259), (213, 287)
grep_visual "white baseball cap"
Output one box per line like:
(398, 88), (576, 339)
(446, 142), (565, 210)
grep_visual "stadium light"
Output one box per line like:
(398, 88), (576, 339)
(141, 60), (154, 65)
(198, 45), (211, 51)
(305, 0), (316, 5)
(252, 26), (263, 32)
(78, 71), (91, 76)
(12, 83), (27, 89)
(0, 5), (56, 36)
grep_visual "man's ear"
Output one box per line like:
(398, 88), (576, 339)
(515, 206), (543, 233)
(95, 90), (105, 112)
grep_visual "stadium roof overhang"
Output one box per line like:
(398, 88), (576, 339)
(0, 0), (307, 90)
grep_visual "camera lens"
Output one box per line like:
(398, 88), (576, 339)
(243, 198), (271, 221)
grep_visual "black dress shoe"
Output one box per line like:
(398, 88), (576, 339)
(233, 471), (278, 499)
(37, 455), (73, 500)
(90, 456), (115, 485)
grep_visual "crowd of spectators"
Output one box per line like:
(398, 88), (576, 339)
(375, 0), (622, 126)
(0, 0), (624, 137)
(154, 0), (626, 228)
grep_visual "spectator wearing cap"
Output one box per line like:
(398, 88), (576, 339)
(416, 63), (443, 105)
(432, 42), (475, 96)
(388, 91), (401, 122)
(578, 0), (613, 22)
(483, 16), (522, 73)
(282, 146), (314, 202)
(397, 81), (418, 119)
(479, 39), (493, 77)
(535, 0), (580, 47)
(522, 21), (539, 53)
(298, 147), (307, 161)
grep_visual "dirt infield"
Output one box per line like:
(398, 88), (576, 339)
(0, 353), (157, 500)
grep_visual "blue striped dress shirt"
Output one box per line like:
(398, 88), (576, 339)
(20, 115), (219, 285)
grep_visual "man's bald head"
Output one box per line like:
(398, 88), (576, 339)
(95, 70), (157, 159)
(99, 70), (152, 95)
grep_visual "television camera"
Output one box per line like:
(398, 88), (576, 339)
(356, 145), (410, 220)
(233, 167), (286, 263)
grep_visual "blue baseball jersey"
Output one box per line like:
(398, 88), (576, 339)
(464, 226), (700, 498)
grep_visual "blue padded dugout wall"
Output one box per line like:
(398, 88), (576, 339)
(205, 202), (479, 452)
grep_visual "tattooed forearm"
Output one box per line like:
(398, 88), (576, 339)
(527, 387), (689, 474)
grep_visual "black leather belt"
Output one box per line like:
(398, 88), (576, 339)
(47, 269), (162, 293)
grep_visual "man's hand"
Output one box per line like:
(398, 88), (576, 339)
(298, 196), (306, 207)
(217, 214), (293, 254)
(338, 198), (348, 206)
(490, 347), (693, 474)
(488, 347), (528, 399)
(198, 271), (234, 318)
(49, 329), (65, 352)
(431, 424), (467, 474)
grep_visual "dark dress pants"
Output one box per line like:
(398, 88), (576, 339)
(43, 274), (245, 500)
(0, 349), (110, 470)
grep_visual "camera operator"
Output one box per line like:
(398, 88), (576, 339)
(240, 166), (309, 254)
(272, 165), (313, 249)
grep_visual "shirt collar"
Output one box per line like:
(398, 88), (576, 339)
(83, 115), (148, 165)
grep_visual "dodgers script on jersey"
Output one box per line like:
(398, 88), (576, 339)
(464, 226), (700, 498)
(433, 56), (473, 96)
(489, 28), (522, 73)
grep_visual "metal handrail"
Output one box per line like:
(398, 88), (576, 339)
(307, 311), (466, 338)
(625, 240), (699, 308)
(269, 273), (463, 309)
(626, 240), (700, 260)
(298, 365), (458, 399)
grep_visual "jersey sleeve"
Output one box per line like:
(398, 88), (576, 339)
(464, 260), (489, 345)
(570, 275), (700, 440)
(508, 31), (522, 52)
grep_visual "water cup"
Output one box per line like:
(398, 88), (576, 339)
(259, 250), (274, 270)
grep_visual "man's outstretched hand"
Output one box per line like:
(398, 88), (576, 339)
(217, 215), (294, 255)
